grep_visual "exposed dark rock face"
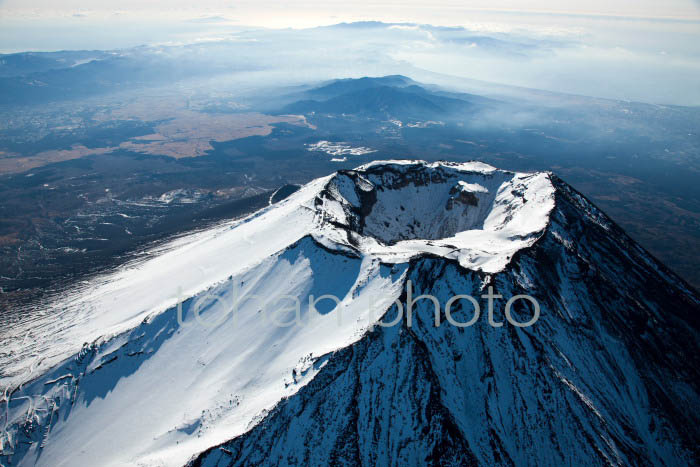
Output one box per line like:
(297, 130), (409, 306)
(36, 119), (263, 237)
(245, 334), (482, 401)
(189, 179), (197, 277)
(320, 163), (506, 245)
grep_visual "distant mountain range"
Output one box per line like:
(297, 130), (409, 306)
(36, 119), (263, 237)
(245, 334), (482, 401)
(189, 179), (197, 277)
(0, 48), (253, 106)
(0, 52), (174, 105)
(0, 51), (115, 78)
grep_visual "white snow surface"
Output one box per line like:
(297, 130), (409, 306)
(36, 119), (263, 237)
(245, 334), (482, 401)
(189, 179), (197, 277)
(305, 140), (376, 157)
(0, 160), (555, 467)
(317, 160), (554, 272)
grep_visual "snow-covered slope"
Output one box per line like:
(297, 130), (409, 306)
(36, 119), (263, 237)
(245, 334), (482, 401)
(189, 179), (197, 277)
(1, 161), (698, 466)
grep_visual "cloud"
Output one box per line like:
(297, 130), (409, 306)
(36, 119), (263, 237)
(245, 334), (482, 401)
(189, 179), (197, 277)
(388, 24), (437, 41)
(187, 15), (233, 24)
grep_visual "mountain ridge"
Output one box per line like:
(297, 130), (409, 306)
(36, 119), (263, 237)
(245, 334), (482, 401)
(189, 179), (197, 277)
(189, 166), (699, 466)
(1, 160), (698, 466)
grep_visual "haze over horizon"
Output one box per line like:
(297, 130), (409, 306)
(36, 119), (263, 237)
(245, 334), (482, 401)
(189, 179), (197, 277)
(1, 0), (699, 21)
(2, 1), (699, 105)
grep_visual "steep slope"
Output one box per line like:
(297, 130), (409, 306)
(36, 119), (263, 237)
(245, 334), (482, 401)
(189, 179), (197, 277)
(1, 161), (698, 466)
(1, 237), (407, 466)
(191, 175), (700, 466)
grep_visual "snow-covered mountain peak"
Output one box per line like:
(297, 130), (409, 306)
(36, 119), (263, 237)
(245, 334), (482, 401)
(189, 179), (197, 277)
(0, 161), (555, 395)
(312, 160), (555, 272)
(3, 160), (698, 467)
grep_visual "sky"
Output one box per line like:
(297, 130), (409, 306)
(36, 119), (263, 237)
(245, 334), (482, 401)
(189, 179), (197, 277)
(0, 1), (699, 105)
(1, 0), (699, 25)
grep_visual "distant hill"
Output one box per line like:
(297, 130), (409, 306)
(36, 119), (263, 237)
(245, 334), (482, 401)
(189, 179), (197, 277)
(305, 75), (416, 100)
(0, 50), (111, 78)
(282, 76), (492, 120)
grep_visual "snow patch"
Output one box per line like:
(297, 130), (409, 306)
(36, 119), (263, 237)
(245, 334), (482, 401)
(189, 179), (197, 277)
(306, 140), (376, 157)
